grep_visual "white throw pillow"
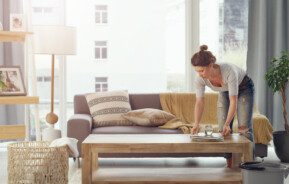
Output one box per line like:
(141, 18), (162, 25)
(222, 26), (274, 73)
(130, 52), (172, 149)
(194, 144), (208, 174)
(85, 90), (133, 127)
(122, 108), (176, 127)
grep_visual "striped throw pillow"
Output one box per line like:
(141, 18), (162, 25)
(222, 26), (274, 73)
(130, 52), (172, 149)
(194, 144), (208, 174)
(85, 91), (133, 127)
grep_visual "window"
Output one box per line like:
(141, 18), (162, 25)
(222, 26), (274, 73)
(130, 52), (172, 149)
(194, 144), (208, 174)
(66, 0), (185, 133)
(37, 76), (43, 82)
(33, 7), (53, 14)
(31, 0), (63, 25)
(95, 41), (107, 60)
(43, 76), (51, 82)
(95, 5), (108, 24)
(68, 0), (185, 97)
(27, 0), (249, 141)
(200, 0), (248, 70)
(37, 76), (51, 82)
(95, 77), (108, 92)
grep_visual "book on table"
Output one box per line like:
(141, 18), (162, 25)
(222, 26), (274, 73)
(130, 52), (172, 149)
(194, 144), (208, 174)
(190, 133), (224, 142)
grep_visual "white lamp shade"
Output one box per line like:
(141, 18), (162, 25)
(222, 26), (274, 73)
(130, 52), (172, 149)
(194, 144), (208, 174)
(33, 25), (76, 55)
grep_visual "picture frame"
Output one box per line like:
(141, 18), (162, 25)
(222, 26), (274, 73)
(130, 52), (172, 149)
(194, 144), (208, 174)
(10, 14), (26, 31)
(0, 66), (26, 96)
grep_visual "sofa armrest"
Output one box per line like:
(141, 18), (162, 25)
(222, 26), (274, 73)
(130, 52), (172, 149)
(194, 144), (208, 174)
(252, 113), (273, 145)
(67, 114), (92, 156)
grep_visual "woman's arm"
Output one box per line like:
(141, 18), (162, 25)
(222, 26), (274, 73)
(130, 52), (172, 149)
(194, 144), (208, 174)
(191, 97), (205, 134)
(222, 95), (237, 136)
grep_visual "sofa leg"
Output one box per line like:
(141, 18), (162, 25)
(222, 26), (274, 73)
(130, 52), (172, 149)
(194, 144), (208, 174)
(73, 157), (81, 168)
(77, 157), (81, 168)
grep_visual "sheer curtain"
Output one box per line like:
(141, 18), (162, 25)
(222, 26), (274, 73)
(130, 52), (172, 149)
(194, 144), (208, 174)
(0, 0), (25, 129)
(185, 0), (199, 91)
(246, 0), (289, 131)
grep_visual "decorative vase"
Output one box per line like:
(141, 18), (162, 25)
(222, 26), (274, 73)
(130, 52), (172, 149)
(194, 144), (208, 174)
(273, 131), (289, 163)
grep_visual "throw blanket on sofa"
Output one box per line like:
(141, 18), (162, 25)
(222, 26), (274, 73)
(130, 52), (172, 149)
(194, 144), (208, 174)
(159, 92), (273, 145)
(158, 93), (219, 134)
(252, 114), (273, 145)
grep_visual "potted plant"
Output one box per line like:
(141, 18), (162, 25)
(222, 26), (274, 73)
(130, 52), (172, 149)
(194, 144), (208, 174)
(265, 51), (289, 162)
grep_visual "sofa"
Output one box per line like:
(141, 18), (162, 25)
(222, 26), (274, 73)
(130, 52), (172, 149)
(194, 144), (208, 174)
(67, 93), (272, 158)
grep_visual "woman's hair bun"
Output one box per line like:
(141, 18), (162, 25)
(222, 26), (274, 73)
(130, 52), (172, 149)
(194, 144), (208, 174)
(200, 45), (208, 51)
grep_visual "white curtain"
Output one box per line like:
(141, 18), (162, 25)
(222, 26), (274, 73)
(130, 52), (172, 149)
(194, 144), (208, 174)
(185, 0), (199, 91)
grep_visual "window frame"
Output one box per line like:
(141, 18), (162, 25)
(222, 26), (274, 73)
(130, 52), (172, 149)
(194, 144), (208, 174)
(95, 5), (108, 25)
(33, 7), (53, 14)
(95, 77), (108, 92)
(94, 40), (108, 60)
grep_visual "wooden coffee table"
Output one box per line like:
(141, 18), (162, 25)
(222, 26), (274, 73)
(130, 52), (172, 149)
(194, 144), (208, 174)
(82, 133), (252, 184)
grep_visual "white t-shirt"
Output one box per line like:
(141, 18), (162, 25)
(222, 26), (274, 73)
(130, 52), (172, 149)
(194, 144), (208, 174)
(195, 63), (246, 97)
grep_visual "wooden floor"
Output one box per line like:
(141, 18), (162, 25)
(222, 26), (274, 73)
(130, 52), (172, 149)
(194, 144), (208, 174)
(90, 155), (240, 184)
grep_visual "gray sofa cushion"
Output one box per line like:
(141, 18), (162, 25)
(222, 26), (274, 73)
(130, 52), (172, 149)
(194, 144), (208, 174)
(92, 126), (182, 134)
(129, 94), (162, 110)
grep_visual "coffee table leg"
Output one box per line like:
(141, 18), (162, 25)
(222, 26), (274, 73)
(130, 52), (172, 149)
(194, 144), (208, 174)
(232, 153), (242, 168)
(243, 142), (253, 162)
(92, 152), (98, 172)
(82, 144), (92, 184)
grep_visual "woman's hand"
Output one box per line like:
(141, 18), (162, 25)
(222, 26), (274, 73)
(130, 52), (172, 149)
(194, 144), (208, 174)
(191, 124), (200, 135)
(221, 124), (231, 136)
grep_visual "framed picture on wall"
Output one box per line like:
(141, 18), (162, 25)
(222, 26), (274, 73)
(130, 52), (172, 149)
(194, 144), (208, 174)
(0, 66), (26, 96)
(10, 14), (26, 31)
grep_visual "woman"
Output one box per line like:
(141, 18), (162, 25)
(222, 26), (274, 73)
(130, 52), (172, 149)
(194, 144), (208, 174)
(190, 45), (255, 167)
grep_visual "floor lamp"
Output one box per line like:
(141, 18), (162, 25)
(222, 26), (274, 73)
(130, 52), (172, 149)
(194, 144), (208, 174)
(33, 25), (76, 141)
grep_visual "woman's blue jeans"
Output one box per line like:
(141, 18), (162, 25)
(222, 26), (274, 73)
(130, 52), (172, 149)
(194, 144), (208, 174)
(217, 77), (255, 158)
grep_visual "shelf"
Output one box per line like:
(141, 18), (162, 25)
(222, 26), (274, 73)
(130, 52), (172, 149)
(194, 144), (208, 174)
(0, 29), (37, 141)
(0, 96), (39, 104)
(0, 31), (33, 42)
(92, 167), (242, 184)
(0, 125), (25, 139)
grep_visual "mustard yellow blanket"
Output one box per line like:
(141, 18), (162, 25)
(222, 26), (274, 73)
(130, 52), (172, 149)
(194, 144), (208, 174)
(158, 93), (273, 145)
(158, 93), (191, 134)
(252, 114), (273, 144)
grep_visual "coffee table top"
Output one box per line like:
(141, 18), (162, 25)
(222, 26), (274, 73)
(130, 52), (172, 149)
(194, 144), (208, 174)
(83, 133), (250, 144)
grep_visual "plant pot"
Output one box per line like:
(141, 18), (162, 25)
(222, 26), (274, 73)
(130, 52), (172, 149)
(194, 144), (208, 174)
(273, 131), (289, 163)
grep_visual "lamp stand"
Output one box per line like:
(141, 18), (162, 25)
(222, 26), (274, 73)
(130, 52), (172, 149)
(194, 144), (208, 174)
(46, 54), (58, 124)
(42, 54), (61, 141)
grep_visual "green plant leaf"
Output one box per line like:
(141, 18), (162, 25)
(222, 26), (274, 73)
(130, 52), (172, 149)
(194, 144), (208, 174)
(265, 51), (289, 130)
